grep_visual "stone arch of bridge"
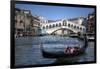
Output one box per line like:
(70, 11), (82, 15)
(51, 27), (76, 35)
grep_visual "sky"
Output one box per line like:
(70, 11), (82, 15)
(15, 3), (94, 20)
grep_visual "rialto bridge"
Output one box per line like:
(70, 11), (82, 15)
(40, 19), (86, 35)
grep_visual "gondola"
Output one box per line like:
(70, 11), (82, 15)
(41, 36), (88, 58)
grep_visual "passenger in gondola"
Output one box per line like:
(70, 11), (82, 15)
(64, 47), (70, 54)
(70, 47), (75, 54)
(65, 47), (75, 54)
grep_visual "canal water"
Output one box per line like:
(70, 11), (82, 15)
(15, 35), (95, 66)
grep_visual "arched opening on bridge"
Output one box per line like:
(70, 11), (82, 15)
(68, 24), (70, 27)
(49, 25), (52, 28)
(65, 23), (67, 26)
(51, 28), (75, 35)
(46, 25), (48, 29)
(53, 24), (55, 28)
(71, 24), (73, 28)
(77, 26), (79, 29)
(63, 20), (67, 26)
(74, 25), (76, 29)
(56, 24), (58, 27)
(83, 28), (85, 32)
(63, 22), (65, 26)
(59, 23), (61, 27)
(43, 26), (45, 29)
(80, 27), (82, 30)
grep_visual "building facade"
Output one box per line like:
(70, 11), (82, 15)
(15, 8), (40, 37)
(87, 12), (95, 34)
(30, 16), (40, 36)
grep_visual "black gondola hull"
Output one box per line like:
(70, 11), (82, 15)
(42, 48), (85, 58)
